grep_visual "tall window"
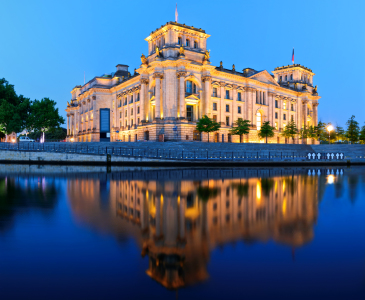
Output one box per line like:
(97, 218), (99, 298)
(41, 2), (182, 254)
(262, 92), (265, 105)
(131, 119), (133, 126)
(213, 115), (217, 122)
(213, 103), (217, 111)
(131, 108), (133, 115)
(120, 112), (122, 118)
(275, 100), (278, 108)
(226, 104), (229, 112)
(131, 95), (133, 103)
(256, 112), (262, 130)
(283, 101), (286, 110)
(178, 37), (182, 45)
(275, 112), (278, 119)
(186, 81), (192, 94)
(213, 87), (218, 97)
(125, 110), (127, 117)
(226, 90), (230, 99)
(291, 115), (294, 121)
(194, 41), (198, 48)
(136, 93), (139, 101)
(186, 39), (190, 47)
(238, 92), (242, 101)
(137, 106), (140, 114)
(285, 75), (287, 81)
(290, 74), (293, 80)
(226, 116), (230, 126)
(238, 106), (241, 114)
(279, 76), (282, 82)
(275, 122), (278, 129)
(283, 114), (286, 120)
(186, 105), (193, 121)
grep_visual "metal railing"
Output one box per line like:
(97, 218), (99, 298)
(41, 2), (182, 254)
(0, 142), (332, 161)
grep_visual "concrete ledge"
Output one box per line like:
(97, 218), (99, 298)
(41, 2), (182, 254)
(0, 150), (357, 166)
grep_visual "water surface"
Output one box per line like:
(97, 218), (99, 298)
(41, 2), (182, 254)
(0, 165), (364, 299)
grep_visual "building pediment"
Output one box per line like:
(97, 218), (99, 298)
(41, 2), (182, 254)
(249, 70), (279, 86)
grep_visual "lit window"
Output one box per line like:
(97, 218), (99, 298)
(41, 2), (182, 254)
(213, 103), (217, 111)
(275, 122), (278, 129)
(283, 102), (286, 110)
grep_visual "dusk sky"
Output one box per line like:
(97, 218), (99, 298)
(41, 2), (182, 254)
(1, 0), (364, 127)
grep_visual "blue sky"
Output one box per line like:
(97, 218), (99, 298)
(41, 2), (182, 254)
(1, 0), (364, 127)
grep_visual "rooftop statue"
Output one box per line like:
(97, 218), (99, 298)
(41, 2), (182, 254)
(220, 61), (223, 68)
(232, 64), (235, 71)
(179, 45), (185, 56)
(141, 54), (148, 65)
(156, 46), (163, 58)
(313, 85), (318, 94)
(204, 50), (210, 61)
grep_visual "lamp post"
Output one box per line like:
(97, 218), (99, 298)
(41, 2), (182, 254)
(327, 125), (334, 144)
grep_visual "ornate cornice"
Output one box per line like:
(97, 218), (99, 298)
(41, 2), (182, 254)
(232, 84), (238, 89)
(202, 75), (212, 82)
(140, 78), (149, 85)
(313, 102), (319, 107)
(153, 72), (164, 79)
(268, 92), (276, 97)
(177, 71), (187, 79)
(219, 82), (226, 87)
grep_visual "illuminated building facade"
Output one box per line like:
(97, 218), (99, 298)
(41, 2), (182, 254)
(66, 21), (320, 143)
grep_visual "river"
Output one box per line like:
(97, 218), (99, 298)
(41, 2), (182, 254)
(0, 165), (364, 299)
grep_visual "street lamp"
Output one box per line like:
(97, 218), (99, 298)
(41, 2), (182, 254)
(327, 125), (334, 144)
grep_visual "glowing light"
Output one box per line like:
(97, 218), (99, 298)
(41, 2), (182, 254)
(256, 182), (261, 203)
(327, 125), (334, 133)
(282, 199), (287, 215)
(70, 138), (74, 142)
(327, 174), (335, 184)
(11, 138), (16, 143)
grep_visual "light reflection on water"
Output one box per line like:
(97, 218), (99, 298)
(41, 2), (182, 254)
(0, 165), (364, 299)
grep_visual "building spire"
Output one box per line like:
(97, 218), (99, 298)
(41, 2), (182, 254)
(175, 3), (178, 23)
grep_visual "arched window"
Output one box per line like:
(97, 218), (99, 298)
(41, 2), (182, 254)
(186, 39), (190, 47)
(290, 74), (293, 80)
(285, 75), (287, 81)
(194, 41), (198, 48)
(178, 37), (182, 45)
(256, 112), (262, 130)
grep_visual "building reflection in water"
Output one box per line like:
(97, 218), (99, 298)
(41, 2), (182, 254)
(67, 168), (321, 290)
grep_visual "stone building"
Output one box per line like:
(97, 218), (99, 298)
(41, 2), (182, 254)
(66, 21), (320, 143)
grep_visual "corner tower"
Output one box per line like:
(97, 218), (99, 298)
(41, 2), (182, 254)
(144, 22), (210, 64)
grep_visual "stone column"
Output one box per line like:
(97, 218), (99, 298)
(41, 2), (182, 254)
(66, 114), (70, 135)
(268, 92), (275, 126)
(296, 98), (301, 129)
(219, 82), (225, 124)
(177, 71), (187, 118)
(244, 87), (249, 121)
(92, 96), (97, 130)
(251, 88), (257, 126)
(313, 102), (319, 126)
(140, 78), (149, 122)
(154, 73), (163, 119)
(302, 100), (308, 128)
(232, 84), (237, 124)
(202, 75), (212, 117)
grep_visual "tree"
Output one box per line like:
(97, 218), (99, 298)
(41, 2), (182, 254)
(335, 126), (346, 143)
(359, 124), (365, 144)
(281, 120), (298, 143)
(316, 121), (327, 141)
(346, 115), (360, 143)
(27, 98), (65, 134)
(196, 115), (220, 142)
(229, 118), (250, 143)
(0, 78), (31, 135)
(258, 121), (275, 143)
